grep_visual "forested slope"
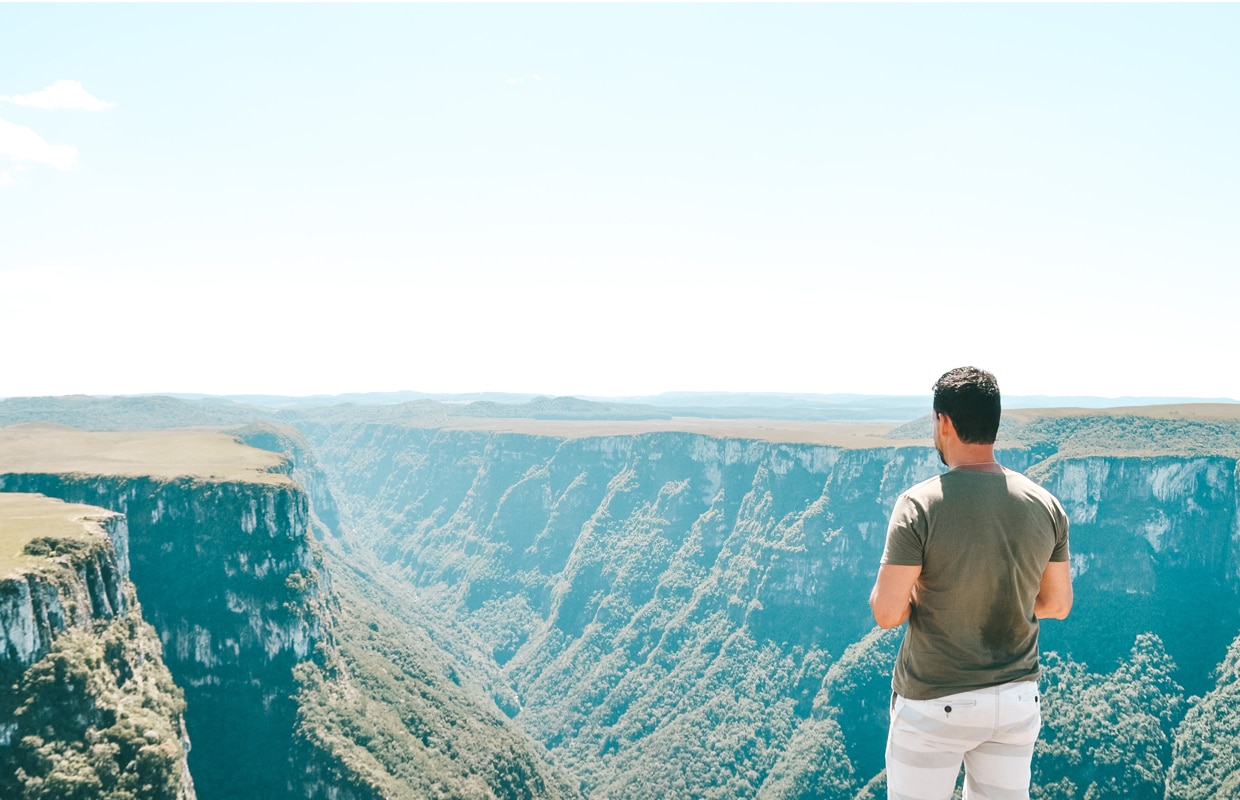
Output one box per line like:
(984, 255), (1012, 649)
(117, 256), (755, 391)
(5, 396), (1240, 798)
(290, 409), (1240, 798)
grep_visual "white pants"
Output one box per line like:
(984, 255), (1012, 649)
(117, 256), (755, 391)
(886, 680), (1041, 800)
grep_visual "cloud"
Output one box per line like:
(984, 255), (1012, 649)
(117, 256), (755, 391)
(0, 79), (116, 111)
(0, 80), (110, 175)
(0, 117), (79, 170)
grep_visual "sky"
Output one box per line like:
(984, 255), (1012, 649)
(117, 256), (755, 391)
(1, 4), (1237, 401)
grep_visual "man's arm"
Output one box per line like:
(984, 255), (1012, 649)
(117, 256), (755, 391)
(869, 564), (922, 629)
(1034, 560), (1073, 619)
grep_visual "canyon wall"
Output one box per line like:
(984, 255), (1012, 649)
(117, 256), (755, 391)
(0, 493), (195, 800)
(0, 472), (325, 799)
(0, 423), (585, 800)
(295, 418), (1240, 798)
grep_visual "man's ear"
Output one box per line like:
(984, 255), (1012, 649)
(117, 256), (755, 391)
(936, 412), (956, 439)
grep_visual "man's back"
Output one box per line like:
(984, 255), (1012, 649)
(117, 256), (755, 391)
(882, 468), (1070, 700)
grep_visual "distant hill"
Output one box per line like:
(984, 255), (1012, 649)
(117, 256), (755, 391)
(6, 391), (1236, 427)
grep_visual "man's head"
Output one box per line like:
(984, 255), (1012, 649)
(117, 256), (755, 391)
(932, 366), (1001, 445)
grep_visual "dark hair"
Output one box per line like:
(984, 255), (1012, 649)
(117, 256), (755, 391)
(932, 366), (1001, 444)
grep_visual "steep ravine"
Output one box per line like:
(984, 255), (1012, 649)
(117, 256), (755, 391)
(294, 420), (1240, 798)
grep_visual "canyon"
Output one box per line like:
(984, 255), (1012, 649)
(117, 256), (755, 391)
(2, 397), (1238, 799)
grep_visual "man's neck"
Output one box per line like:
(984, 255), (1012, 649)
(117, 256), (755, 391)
(945, 444), (1001, 472)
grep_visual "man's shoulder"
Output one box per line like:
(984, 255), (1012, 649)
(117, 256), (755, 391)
(899, 474), (947, 503)
(1003, 469), (1063, 502)
(997, 470), (1069, 528)
(910, 468), (1063, 511)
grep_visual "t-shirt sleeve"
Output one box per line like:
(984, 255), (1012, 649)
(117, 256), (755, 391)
(1049, 497), (1070, 562)
(881, 492), (926, 566)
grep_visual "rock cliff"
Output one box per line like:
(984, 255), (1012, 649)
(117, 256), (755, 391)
(293, 415), (1240, 798)
(0, 422), (584, 800)
(0, 493), (195, 800)
(1, 497), (127, 671)
(0, 470), (325, 800)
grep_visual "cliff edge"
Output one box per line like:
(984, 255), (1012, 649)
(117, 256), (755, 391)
(0, 493), (195, 800)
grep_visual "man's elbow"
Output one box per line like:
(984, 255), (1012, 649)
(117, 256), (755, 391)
(873, 613), (906, 630)
(1036, 594), (1073, 620)
(869, 597), (909, 629)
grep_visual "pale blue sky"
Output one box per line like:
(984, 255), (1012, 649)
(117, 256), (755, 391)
(2, 4), (1237, 400)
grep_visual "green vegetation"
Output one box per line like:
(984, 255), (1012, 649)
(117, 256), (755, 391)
(4, 442), (578, 800)
(1015, 414), (1240, 458)
(1164, 632), (1240, 799)
(295, 418), (1240, 798)
(1035, 634), (1186, 800)
(0, 609), (190, 800)
(755, 631), (894, 800)
(1, 493), (190, 800)
(291, 567), (582, 800)
(0, 473), (327, 800)
(296, 424), (911, 796)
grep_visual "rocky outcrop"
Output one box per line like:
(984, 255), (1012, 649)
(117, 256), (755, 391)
(0, 509), (127, 670)
(0, 473), (327, 800)
(0, 493), (195, 800)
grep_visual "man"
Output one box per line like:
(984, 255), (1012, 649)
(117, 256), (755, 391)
(869, 366), (1072, 800)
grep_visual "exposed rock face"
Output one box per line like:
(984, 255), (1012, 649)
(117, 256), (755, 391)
(301, 426), (944, 644)
(1032, 454), (1240, 683)
(7, 401), (1240, 799)
(294, 420), (1240, 797)
(0, 493), (195, 800)
(303, 423), (1240, 666)
(0, 510), (127, 669)
(0, 474), (326, 800)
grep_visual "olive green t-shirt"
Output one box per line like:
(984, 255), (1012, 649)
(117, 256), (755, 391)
(881, 467), (1070, 700)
